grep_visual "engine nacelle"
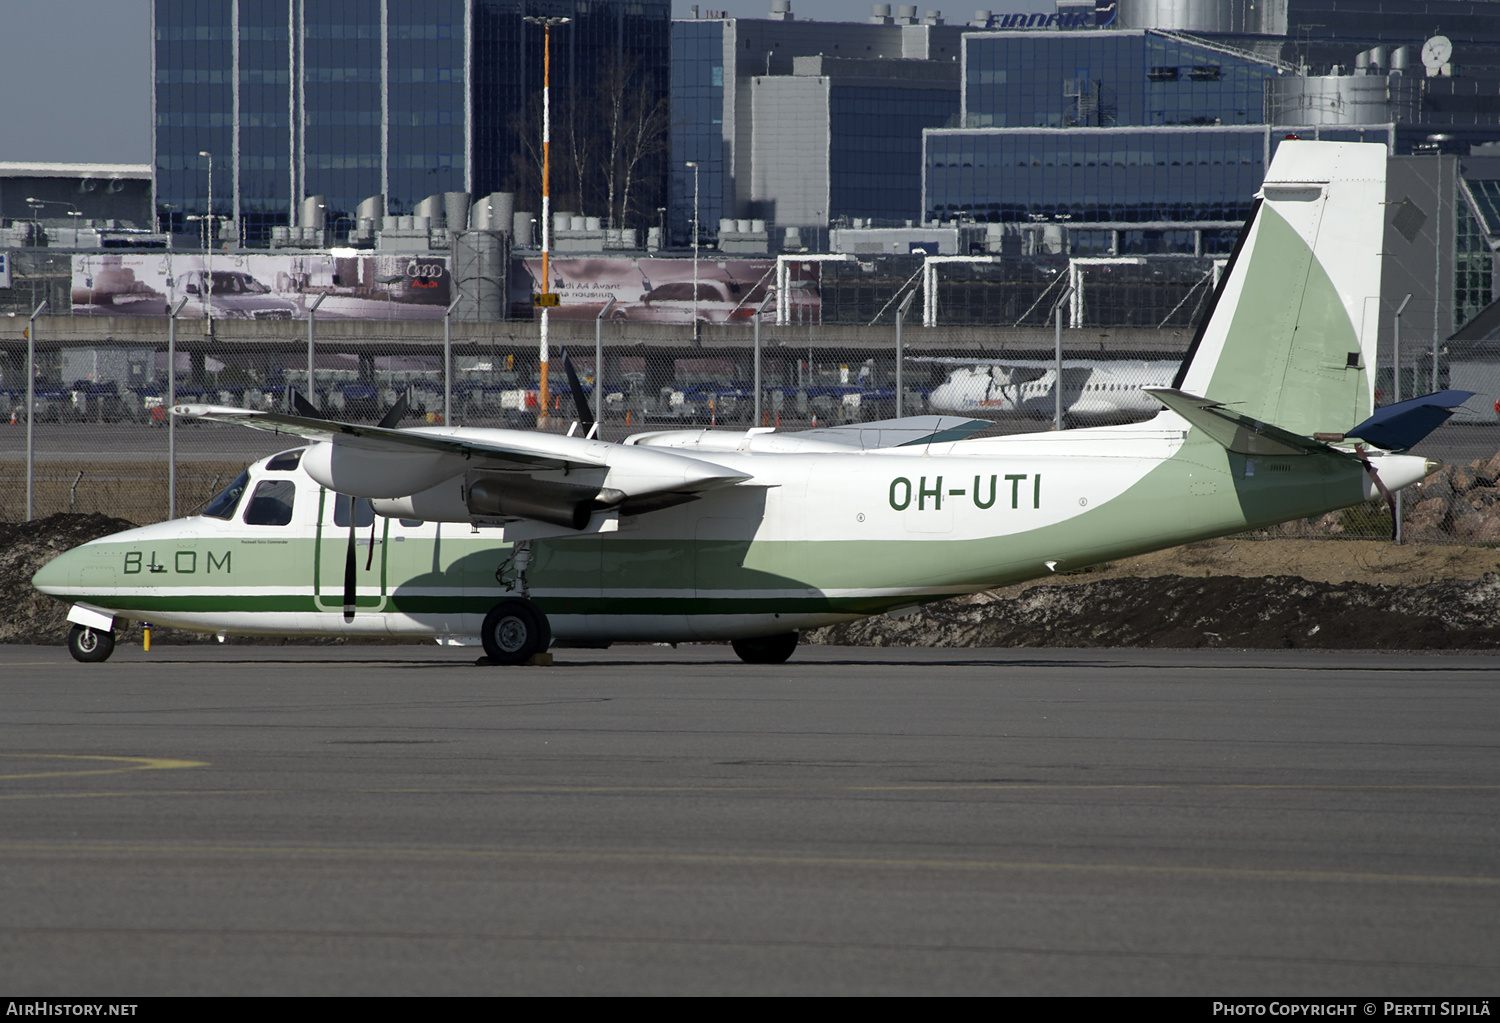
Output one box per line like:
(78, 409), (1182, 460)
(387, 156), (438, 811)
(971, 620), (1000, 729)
(302, 442), (468, 499)
(465, 472), (624, 531)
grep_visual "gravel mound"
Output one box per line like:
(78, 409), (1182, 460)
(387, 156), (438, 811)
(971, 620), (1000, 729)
(0, 514), (136, 645)
(805, 574), (1500, 650)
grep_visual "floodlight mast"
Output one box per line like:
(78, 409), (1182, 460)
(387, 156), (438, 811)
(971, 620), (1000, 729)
(199, 151), (213, 336)
(526, 16), (570, 427)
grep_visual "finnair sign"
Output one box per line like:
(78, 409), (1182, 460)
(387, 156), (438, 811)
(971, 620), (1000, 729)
(986, 3), (1116, 29)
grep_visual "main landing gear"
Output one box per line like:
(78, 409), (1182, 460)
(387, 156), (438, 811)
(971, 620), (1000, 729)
(480, 598), (552, 665)
(731, 631), (799, 665)
(67, 624), (116, 663)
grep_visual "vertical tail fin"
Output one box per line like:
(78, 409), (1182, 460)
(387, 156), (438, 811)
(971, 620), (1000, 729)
(1173, 140), (1386, 437)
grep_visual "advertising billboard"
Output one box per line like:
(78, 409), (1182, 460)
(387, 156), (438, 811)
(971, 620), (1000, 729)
(71, 252), (450, 321)
(511, 256), (822, 325)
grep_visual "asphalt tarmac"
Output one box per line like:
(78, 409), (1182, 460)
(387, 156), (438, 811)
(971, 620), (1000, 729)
(1, 643), (1496, 996)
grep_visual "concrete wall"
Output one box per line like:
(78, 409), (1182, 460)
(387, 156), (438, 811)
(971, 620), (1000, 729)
(749, 77), (831, 228)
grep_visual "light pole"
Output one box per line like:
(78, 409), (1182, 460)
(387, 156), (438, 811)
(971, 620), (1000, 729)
(25, 300), (46, 521)
(894, 288), (916, 418)
(444, 295), (463, 425)
(25, 197), (82, 244)
(25, 196), (81, 218)
(685, 161), (700, 344)
(199, 151), (214, 336)
(307, 292), (327, 408)
(595, 296), (616, 434)
(1052, 284), (1074, 431)
(525, 14), (570, 427)
(1393, 292), (1412, 545)
(167, 296), (189, 518)
(753, 288), (776, 426)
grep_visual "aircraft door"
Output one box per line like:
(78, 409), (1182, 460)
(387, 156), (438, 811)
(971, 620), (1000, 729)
(313, 490), (391, 623)
(384, 518), (472, 635)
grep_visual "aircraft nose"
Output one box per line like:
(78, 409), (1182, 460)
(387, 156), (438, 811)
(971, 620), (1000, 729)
(31, 543), (86, 596)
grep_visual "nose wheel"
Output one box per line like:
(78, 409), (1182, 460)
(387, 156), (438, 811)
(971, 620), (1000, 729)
(67, 624), (116, 663)
(480, 598), (551, 665)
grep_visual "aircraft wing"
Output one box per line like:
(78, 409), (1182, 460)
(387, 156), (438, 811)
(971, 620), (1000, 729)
(173, 404), (590, 471)
(174, 404), (754, 529)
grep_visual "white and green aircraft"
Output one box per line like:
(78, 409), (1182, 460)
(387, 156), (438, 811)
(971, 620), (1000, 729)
(32, 141), (1467, 665)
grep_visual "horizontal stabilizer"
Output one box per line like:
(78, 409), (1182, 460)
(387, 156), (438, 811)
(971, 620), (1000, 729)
(1347, 391), (1474, 451)
(1145, 388), (1333, 456)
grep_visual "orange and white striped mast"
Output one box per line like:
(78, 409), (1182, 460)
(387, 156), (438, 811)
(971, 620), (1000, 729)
(526, 15), (569, 426)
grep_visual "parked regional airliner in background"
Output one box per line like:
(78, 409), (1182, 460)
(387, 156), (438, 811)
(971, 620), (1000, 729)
(919, 358), (1179, 420)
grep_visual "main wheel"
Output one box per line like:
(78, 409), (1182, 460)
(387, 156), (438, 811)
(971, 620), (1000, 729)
(731, 631), (799, 665)
(480, 598), (551, 665)
(67, 624), (115, 663)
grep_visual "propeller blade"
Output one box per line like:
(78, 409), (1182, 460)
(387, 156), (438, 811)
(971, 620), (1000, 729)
(343, 515), (357, 622)
(377, 393), (409, 429)
(560, 349), (595, 435)
(292, 390), (322, 419)
(366, 513), (377, 571)
(1354, 443), (1400, 542)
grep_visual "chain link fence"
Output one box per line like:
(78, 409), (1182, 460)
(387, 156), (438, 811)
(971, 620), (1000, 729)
(3, 257), (1498, 541)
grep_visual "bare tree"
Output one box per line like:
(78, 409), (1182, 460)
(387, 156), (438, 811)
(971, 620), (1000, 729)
(509, 57), (668, 232)
(604, 60), (671, 230)
(594, 56), (670, 230)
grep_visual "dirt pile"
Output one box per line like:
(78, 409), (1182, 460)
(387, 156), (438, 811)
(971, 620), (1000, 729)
(804, 573), (1500, 650)
(0, 514), (136, 645)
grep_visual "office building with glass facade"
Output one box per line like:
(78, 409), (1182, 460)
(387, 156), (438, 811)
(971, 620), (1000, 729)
(154, 0), (669, 247)
(670, 7), (975, 246)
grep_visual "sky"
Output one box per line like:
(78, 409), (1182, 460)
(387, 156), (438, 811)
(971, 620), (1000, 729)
(0, 0), (1037, 166)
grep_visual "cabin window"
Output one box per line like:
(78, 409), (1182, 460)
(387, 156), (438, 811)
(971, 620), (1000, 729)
(266, 448), (305, 471)
(202, 471), (250, 520)
(243, 480), (297, 526)
(332, 492), (375, 528)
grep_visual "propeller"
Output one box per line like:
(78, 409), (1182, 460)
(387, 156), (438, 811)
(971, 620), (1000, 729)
(376, 393), (408, 429)
(288, 390), (406, 621)
(1353, 443), (1399, 542)
(560, 349), (596, 437)
(292, 389), (321, 418)
(343, 510), (358, 622)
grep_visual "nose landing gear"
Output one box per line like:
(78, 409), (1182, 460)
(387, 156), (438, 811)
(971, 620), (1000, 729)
(67, 624), (116, 663)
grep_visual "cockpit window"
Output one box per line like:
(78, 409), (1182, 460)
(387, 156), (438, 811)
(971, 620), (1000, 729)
(243, 480), (297, 526)
(202, 470), (251, 520)
(265, 448), (305, 471)
(332, 492), (375, 528)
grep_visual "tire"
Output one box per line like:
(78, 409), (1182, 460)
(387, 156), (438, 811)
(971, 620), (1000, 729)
(67, 624), (115, 663)
(480, 599), (550, 666)
(731, 631), (799, 665)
